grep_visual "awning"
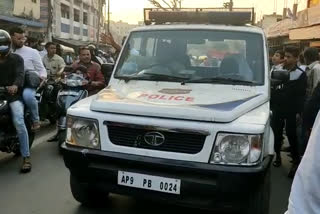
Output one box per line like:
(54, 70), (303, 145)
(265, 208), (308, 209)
(0, 15), (45, 28)
(289, 25), (320, 40)
(53, 37), (90, 48)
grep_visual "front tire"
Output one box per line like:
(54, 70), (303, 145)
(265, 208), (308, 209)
(58, 130), (66, 152)
(70, 174), (109, 206)
(244, 168), (271, 214)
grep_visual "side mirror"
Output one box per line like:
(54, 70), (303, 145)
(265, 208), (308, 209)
(271, 69), (290, 86)
(101, 63), (114, 85)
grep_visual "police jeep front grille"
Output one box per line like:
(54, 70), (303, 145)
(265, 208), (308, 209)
(105, 122), (207, 154)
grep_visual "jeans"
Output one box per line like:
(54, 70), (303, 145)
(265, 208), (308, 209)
(9, 100), (30, 157)
(23, 88), (39, 123)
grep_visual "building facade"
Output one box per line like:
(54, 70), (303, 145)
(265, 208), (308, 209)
(109, 20), (139, 45)
(0, 0), (45, 39)
(52, 0), (104, 47)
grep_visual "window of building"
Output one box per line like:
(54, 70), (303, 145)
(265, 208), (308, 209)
(83, 12), (88, 25)
(61, 4), (70, 19)
(74, 9), (80, 22)
(61, 23), (70, 33)
(74, 27), (80, 35)
(83, 29), (88, 37)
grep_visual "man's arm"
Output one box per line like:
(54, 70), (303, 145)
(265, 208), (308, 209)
(57, 56), (66, 76)
(32, 49), (47, 79)
(13, 54), (25, 88)
(91, 64), (105, 89)
(312, 65), (320, 92)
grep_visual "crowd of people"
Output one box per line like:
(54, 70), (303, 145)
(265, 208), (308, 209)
(270, 46), (320, 179)
(0, 27), (108, 173)
(270, 46), (320, 214)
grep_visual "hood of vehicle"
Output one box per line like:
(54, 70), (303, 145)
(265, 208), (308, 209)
(90, 82), (268, 122)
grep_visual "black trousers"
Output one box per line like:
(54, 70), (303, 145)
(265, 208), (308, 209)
(271, 111), (300, 163)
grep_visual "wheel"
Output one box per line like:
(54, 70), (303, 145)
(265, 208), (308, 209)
(57, 130), (66, 152)
(244, 169), (271, 214)
(70, 174), (109, 206)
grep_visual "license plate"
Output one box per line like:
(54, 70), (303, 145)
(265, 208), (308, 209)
(117, 171), (181, 195)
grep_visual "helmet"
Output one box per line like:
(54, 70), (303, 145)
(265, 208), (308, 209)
(0, 30), (12, 57)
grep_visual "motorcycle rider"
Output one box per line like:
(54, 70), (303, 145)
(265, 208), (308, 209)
(0, 29), (32, 173)
(47, 47), (105, 142)
(10, 27), (47, 131)
(43, 42), (65, 80)
(72, 46), (105, 95)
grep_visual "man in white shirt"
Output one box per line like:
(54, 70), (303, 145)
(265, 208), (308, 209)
(285, 111), (320, 214)
(10, 27), (47, 130)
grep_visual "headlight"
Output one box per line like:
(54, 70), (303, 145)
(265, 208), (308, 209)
(66, 116), (100, 149)
(210, 133), (263, 165)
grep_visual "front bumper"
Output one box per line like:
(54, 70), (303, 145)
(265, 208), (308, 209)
(62, 143), (273, 211)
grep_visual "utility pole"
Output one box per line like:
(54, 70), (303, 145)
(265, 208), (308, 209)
(107, 0), (110, 33)
(229, 0), (233, 11)
(97, 0), (102, 48)
(47, 0), (53, 42)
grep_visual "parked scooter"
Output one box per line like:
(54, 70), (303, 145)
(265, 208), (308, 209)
(56, 66), (89, 150)
(0, 87), (35, 155)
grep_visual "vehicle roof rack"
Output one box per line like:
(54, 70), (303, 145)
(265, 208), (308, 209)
(144, 8), (255, 26)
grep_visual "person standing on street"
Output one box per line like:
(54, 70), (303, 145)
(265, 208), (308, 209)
(271, 49), (285, 72)
(304, 47), (320, 102)
(299, 48), (320, 156)
(0, 29), (32, 173)
(9, 27), (47, 131)
(270, 46), (307, 178)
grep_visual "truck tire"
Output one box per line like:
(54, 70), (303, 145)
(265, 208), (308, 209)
(58, 130), (66, 152)
(245, 169), (271, 214)
(70, 174), (109, 207)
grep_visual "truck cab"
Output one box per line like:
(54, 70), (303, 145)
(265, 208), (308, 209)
(62, 8), (274, 214)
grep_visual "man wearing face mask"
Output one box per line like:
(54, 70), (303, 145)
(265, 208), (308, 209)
(0, 29), (32, 173)
(9, 27), (47, 131)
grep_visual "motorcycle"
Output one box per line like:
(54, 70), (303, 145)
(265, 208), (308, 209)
(56, 66), (89, 150)
(0, 87), (35, 155)
(36, 75), (59, 124)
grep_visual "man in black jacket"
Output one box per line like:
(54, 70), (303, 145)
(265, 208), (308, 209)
(0, 29), (31, 173)
(271, 46), (307, 178)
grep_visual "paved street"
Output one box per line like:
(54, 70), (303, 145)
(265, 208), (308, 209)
(0, 127), (293, 214)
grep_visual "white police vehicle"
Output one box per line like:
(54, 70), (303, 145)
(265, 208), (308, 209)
(62, 8), (274, 214)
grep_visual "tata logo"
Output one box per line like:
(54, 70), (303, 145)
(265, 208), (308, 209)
(144, 132), (165, 146)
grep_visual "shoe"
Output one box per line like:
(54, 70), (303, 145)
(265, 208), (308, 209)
(47, 134), (58, 142)
(20, 157), (32, 173)
(273, 156), (282, 167)
(281, 146), (291, 152)
(288, 164), (298, 179)
(40, 119), (50, 127)
(31, 121), (40, 131)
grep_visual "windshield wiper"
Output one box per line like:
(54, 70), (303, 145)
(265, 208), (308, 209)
(116, 73), (189, 83)
(183, 77), (255, 85)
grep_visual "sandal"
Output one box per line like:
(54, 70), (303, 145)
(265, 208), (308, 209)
(20, 157), (32, 173)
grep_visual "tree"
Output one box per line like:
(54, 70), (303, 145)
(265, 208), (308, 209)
(148, 0), (182, 11)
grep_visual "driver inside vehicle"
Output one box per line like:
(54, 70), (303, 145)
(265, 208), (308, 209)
(136, 40), (190, 77)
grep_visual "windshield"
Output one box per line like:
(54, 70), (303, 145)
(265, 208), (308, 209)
(114, 30), (265, 85)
